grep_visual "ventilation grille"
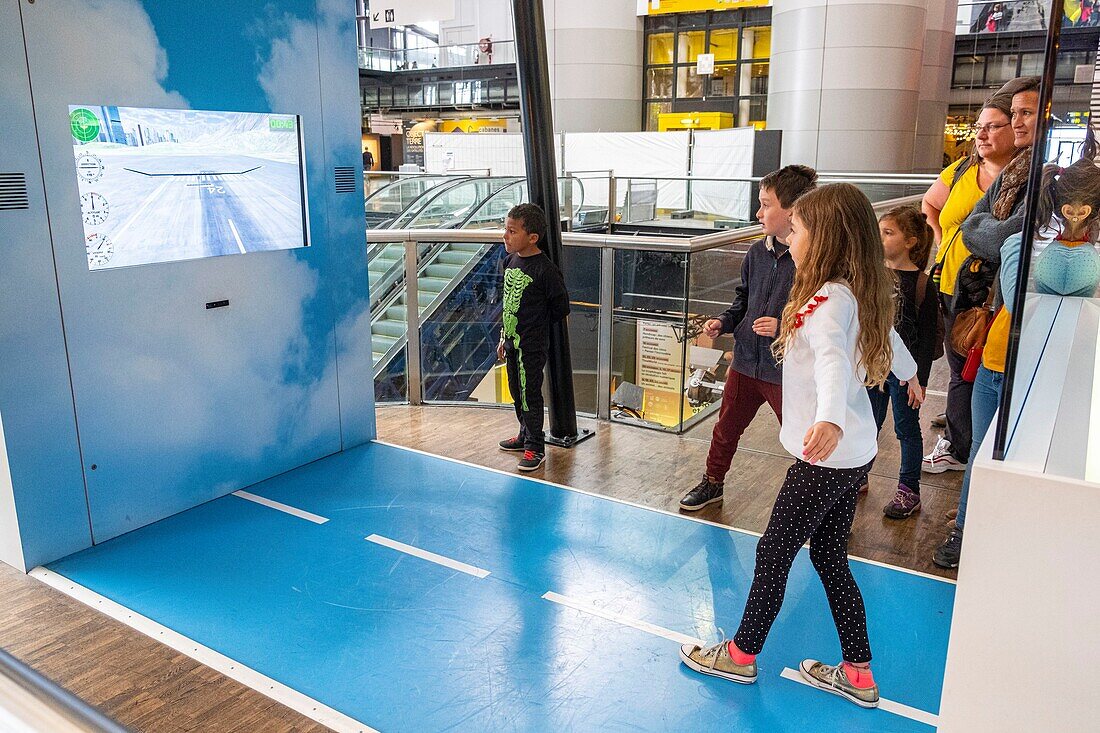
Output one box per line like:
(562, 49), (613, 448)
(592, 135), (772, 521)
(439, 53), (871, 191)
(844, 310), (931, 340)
(334, 166), (356, 193)
(0, 173), (29, 211)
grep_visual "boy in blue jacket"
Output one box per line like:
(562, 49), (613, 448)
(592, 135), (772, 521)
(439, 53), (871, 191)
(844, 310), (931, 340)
(680, 165), (817, 510)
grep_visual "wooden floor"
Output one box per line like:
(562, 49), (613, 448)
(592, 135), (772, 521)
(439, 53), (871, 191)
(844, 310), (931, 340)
(375, 374), (962, 581)
(0, 368), (960, 732)
(0, 562), (329, 732)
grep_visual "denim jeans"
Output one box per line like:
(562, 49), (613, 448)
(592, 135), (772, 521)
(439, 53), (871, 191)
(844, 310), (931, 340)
(956, 365), (1004, 529)
(941, 302), (974, 464)
(867, 373), (923, 491)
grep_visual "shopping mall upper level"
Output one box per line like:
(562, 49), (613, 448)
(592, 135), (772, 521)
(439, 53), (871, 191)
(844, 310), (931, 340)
(358, 0), (1100, 173)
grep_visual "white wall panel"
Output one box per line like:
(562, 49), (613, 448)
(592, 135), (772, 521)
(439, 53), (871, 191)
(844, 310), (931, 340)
(766, 49), (826, 95)
(0, 413), (25, 572)
(565, 131), (689, 208)
(555, 100), (641, 133)
(424, 132), (528, 175)
(691, 129), (756, 221)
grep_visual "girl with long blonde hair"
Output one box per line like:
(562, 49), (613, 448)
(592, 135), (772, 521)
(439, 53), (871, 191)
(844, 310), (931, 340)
(680, 184), (919, 709)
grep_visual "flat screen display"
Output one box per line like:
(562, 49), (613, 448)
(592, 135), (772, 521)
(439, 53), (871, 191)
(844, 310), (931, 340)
(69, 105), (309, 270)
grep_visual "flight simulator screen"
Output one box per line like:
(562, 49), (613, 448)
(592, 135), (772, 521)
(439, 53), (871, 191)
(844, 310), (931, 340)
(69, 105), (309, 270)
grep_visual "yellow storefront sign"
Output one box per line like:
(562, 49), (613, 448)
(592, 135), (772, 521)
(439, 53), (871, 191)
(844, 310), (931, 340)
(658, 111), (734, 132)
(642, 0), (769, 15)
(441, 118), (509, 134)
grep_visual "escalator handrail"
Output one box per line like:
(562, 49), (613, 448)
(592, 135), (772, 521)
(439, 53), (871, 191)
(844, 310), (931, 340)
(386, 176), (524, 230)
(379, 176), (478, 230)
(457, 178), (526, 230)
(366, 179), (462, 236)
(364, 174), (459, 217)
(458, 176), (586, 230)
(402, 177), (524, 230)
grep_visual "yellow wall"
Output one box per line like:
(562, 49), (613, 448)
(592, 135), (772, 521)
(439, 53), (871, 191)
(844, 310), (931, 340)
(658, 111), (734, 131)
(361, 134), (380, 170)
(750, 27), (771, 58)
(643, 0), (769, 14)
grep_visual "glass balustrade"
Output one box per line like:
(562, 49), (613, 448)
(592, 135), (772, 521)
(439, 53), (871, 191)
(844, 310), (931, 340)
(366, 177), (929, 431)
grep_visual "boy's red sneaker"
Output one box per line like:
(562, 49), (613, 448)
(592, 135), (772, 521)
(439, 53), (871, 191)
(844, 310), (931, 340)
(498, 436), (525, 452)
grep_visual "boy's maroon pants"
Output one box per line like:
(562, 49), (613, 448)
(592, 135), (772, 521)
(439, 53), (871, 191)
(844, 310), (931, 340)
(706, 368), (783, 481)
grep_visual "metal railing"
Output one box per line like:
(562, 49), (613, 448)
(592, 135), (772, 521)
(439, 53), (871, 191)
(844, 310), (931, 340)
(366, 191), (924, 429)
(0, 648), (132, 732)
(368, 171), (938, 234)
(358, 39), (517, 72)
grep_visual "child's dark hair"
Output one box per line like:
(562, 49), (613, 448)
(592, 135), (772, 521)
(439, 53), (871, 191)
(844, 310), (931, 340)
(880, 204), (934, 270)
(759, 164), (818, 208)
(507, 203), (547, 245)
(1036, 121), (1100, 235)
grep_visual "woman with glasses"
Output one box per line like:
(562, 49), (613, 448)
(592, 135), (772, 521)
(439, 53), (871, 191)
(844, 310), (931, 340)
(933, 76), (1042, 569)
(919, 92), (1017, 477)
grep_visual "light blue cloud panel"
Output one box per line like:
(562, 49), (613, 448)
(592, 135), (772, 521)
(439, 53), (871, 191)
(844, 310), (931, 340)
(0, 0), (373, 561)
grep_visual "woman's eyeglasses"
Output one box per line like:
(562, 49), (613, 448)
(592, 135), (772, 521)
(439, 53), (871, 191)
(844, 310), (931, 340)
(973, 122), (1011, 135)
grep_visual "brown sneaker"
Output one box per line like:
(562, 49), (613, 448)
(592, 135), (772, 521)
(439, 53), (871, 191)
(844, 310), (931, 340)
(798, 659), (879, 708)
(679, 639), (757, 684)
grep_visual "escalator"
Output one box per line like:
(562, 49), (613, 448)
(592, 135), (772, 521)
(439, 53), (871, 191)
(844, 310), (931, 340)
(370, 176), (586, 402)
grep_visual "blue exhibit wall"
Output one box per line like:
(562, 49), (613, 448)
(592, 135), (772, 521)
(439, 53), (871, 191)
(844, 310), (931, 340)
(0, 0), (92, 571)
(314, 0), (378, 447)
(0, 0), (374, 568)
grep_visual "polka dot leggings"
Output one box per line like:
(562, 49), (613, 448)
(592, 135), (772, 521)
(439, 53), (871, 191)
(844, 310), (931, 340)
(733, 459), (873, 663)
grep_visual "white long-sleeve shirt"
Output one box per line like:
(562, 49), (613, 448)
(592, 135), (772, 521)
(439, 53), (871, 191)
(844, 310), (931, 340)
(779, 281), (918, 469)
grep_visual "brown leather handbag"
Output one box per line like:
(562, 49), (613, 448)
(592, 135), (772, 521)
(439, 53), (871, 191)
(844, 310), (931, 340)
(950, 288), (996, 357)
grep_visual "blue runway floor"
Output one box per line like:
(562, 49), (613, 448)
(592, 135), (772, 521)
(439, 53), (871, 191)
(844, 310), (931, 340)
(47, 442), (953, 732)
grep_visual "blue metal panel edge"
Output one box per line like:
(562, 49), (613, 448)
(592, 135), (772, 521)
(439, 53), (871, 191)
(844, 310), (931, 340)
(0, 0), (93, 568)
(316, 0), (377, 447)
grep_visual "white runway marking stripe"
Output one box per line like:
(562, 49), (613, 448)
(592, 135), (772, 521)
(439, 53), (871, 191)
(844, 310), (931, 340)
(112, 177), (173, 242)
(227, 218), (247, 254)
(30, 568), (379, 733)
(365, 534), (490, 578)
(233, 491), (329, 524)
(542, 592), (704, 647)
(780, 667), (938, 727)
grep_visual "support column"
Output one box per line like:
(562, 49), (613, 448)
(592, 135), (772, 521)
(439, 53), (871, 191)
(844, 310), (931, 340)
(543, 2), (644, 132)
(768, 0), (929, 172)
(355, 0), (368, 49)
(914, 0), (958, 172)
(512, 0), (585, 445)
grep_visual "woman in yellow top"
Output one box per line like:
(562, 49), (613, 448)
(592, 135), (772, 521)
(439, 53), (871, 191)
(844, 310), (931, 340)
(919, 93), (1017, 475)
(933, 77), (1041, 569)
